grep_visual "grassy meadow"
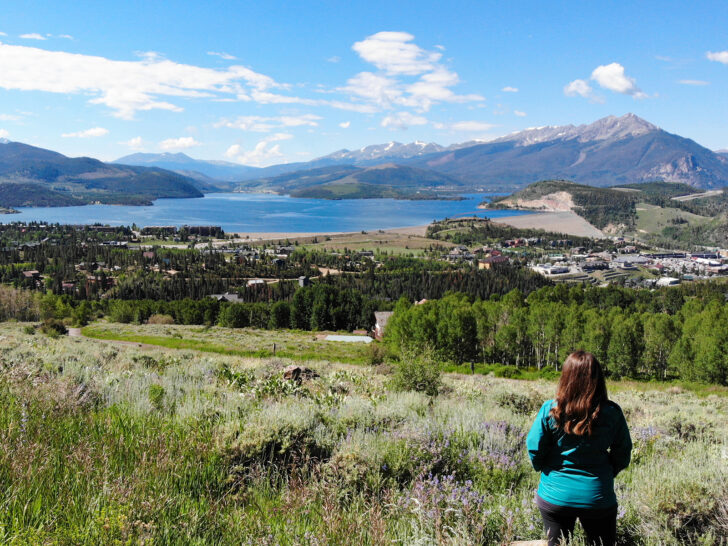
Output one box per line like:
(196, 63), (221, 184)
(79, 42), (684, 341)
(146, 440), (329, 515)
(1, 321), (727, 544)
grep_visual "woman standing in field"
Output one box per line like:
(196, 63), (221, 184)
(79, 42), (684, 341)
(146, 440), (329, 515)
(526, 351), (632, 546)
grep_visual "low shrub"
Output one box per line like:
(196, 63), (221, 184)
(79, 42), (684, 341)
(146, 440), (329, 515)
(366, 343), (388, 366)
(493, 365), (522, 378)
(147, 314), (175, 325)
(41, 318), (67, 337)
(392, 349), (442, 396)
(495, 390), (542, 415)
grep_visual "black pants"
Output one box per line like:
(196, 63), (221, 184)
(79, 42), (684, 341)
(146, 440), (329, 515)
(536, 495), (617, 546)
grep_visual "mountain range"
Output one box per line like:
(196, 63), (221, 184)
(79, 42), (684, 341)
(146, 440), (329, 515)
(115, 114), (728, 192)
(2, 113), (728, 211)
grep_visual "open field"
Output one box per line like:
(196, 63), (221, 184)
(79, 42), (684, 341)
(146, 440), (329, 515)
(82, 323), (371, 364)
(297, 228), (453, 255)
(633, 202), (711, 234)
(493, 211), (606, 239)
(1, 321), (727, 544)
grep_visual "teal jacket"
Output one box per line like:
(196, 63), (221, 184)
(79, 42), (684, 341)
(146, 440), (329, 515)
(526, 399), (632, 509)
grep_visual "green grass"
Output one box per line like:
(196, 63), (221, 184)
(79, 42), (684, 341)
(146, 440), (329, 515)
(633, 202), (710, 235)
(1, 321), (727, 544)
(82, 322), (371, 364)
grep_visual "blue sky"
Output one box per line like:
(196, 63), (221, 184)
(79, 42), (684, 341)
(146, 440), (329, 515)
(1, 0), (727, 165)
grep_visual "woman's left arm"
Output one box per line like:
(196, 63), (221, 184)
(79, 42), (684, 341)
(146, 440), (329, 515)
(609, 406), (633, 476)
(526, 401), (553, 471)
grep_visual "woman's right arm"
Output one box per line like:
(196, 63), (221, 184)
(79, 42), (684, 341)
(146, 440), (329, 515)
(526, 400), (553, 471)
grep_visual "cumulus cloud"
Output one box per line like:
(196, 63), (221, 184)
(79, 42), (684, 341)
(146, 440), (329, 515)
(433, 120), (496, 132)
(122, 136), (144, 149)
(502, 86), (518, 93)
(514, 110), (527, 117)
(207, 51), (236, 60)
(564, 78), (594, 98)
(215, 114), (321, 132)
(20, 33), (46, 40)
(225, 133), (293, 166)
(679, 79), (709, 86)
(339, 121), (351, 128)
(381, 111), (428, 129)
(591, 63), (646, 98)
(159, 136), (200, 150)
(343, 31), (483, 113)
(0, 129), (9, 138)
(707, 51), (728, 64)
(352, 31), (441, 75)
(61, 126), (109, 138)
(0, 43), (291, 119)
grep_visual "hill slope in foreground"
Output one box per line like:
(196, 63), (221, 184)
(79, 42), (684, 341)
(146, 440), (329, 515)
(0, 140), (202, 208)
(0, 321), (725, 543)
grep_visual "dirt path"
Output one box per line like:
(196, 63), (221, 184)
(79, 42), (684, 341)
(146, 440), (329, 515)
(671, 190), (722, 202)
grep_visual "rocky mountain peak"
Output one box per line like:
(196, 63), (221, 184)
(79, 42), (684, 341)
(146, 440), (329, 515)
(494, 113), (659, 147)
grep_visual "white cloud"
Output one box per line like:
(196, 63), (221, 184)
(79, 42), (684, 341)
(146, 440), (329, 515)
(0, 113), (21, 121)
(381, 111), (428, 129)
(207, 51), (236, 60)
(514, 110), (527, 117)
(0, 129), (9, 138)
(352, 31), (441, 75)
(434, 45), (445, 51)
(0, 32), (6, 37)
(339, 121), (351, 128)
(340, 71), (402, 108)
(434, 120), (496, 132)
(61, 126), (109, 138)
(159, 136), (200, 150)
(327, 56), (341, 63)
(679, 79), (709, 86)
(122, 136), (144, 150)
(216, 114), (321, 132)
(0, 43), (290, 119)
(707, 51), (728, 64)
(404, 67), (483, 111)
(502, 86), (518, 93)
(224, 133), (292, 166)
(20, 33), (46, 40)
(58, 34), (74, 40)
(564, 78), (593, 98)
(343, 32), (483, 113)
(591, 62), (646, 98)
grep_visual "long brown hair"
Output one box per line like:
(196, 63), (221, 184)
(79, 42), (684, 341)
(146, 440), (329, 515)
(550, 351), (608, 436)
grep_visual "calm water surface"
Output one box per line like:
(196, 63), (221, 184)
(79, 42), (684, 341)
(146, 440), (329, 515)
(9, 193), (531, 232)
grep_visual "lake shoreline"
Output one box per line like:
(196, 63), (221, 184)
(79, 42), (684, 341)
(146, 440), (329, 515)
(6, 192), (534, 234)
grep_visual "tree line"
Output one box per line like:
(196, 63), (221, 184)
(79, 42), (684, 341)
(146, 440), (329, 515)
(385, 283), (728, 385)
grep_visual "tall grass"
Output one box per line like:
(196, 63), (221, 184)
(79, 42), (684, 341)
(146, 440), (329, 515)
(1, 322), (727, 544)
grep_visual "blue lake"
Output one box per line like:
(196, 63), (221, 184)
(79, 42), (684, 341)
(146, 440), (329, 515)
(8, 193), (532, 233)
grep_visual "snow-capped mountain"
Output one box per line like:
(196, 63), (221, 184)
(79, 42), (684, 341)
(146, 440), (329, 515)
(494, 113), (659, 146)
(318, 141), (445, 163)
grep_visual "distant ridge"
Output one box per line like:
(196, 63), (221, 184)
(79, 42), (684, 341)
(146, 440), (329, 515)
(96, 114), (728, 195)
(410, 114), (728, 189)
(0, 140), (202, 208)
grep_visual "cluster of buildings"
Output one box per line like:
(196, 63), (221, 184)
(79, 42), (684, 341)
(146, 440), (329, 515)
(530, 246), (728, 285)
